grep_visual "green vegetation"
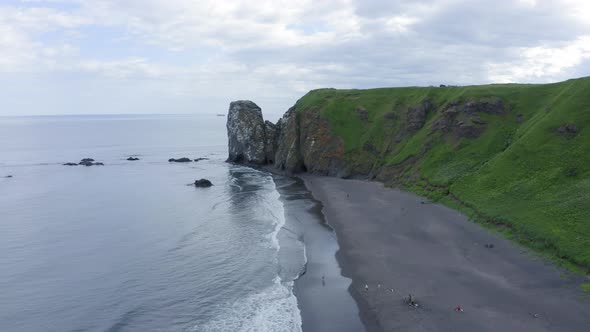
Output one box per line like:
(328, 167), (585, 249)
(582, 284), (590, 293)
(294, 77), (590, 273)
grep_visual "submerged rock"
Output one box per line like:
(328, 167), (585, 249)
(79, 161), (104, 166)
(127, 157), (140, 161)
(4, 175), (13, 178)
(226, 100), (266, 164)
(194, 157), (209, 162)
(194, 179), (213, 187)
(64, 158), (104, 166)
(169, 157), (192, 163)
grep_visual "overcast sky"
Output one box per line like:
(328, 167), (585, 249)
(1, 0), (589, 117)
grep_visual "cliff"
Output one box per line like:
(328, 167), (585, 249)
(226, 76), (590, 272)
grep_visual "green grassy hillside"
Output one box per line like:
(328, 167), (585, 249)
(294, 77), (590, 272)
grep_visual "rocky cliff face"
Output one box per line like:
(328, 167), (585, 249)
(226, 101), (346, 175)
(226, 100), (267, 164)
(226, 96), (512, 178)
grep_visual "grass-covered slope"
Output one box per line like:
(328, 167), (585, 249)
(293, 77), (590, 272)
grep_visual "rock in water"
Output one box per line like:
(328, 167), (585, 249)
(80, 158), (95, 163)
(63, 163), (78, 166)
(226, 100), (267, 164)
(194, 179), (213, 187)
(79, 161), (104, 166)
(127, 157), (140, 161)
(169, 157), (192, 163)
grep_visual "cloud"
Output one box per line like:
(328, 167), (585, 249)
(487, 35), (590, 82)
(0, 0), (590, 115)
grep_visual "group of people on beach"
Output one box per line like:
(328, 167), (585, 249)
(361, 283), (465, 312)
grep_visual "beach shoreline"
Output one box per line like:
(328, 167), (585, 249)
(274, 175), (364, 332)
(301, 175), (590, 332)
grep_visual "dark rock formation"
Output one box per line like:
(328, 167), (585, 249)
(432, 98), (506, 139)
(274, 106), (305, 172)
(264, 121), (278, 164)
(127, 157), (140, 161)
(356, 106), (369, 122)
(64, 158), (103, 166)
(557, 123), (579, 138)
(169, 157), (192, 163)
(406, 100), (432, 131)
(226, 101), (345, 175)
(298, 107), (347, 176)
(194, 158), (209, 162)
(79, 161), (104, 166)
(4, 175), (13, 178)
(226, 100), (266, 164)
(194, 179), (213, 187)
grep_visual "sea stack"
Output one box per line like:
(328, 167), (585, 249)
(226, 100), (267, 164)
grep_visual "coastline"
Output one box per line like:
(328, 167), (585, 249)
(274, 175), (365, 332)
(301, 175), (590, 332)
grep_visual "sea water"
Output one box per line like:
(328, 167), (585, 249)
(0, 114), (305, 332)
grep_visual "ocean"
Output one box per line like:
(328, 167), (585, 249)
(0, 114), (307, 332)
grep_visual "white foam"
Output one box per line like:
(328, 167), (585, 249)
(197, 278), (302, 332)
(196, 174), (303, 332)
(265, 188), (286, 251)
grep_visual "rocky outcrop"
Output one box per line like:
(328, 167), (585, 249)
(80, 161), (104, 166)
(225, 100), (345, 175)
(407, 100), (432, 131)
(226, 100), (267, 164)
(298, 107), (346, 176)
(432, 98), (505, 139)
(194, 179), (213, 187)
(127, 157), (140, 161)
(64, 158), (104, 166)
(264, 121), (278, 164)
(169, 157), (192, 163)
(274, 106), (305, 172)
(557, 123), (579, 139)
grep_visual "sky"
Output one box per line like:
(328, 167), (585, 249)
(1, 0), (589, 117)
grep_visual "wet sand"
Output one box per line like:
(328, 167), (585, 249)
(274, 176), (364, 332)
(302, 175), (590, 332)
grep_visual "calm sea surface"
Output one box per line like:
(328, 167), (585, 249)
(0, 114), (304, 332)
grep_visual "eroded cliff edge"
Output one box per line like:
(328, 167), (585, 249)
(226, 77), (590, 274)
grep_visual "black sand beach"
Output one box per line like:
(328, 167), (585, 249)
(302, 175), (590, 332)
(275, 176), (365, 332)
